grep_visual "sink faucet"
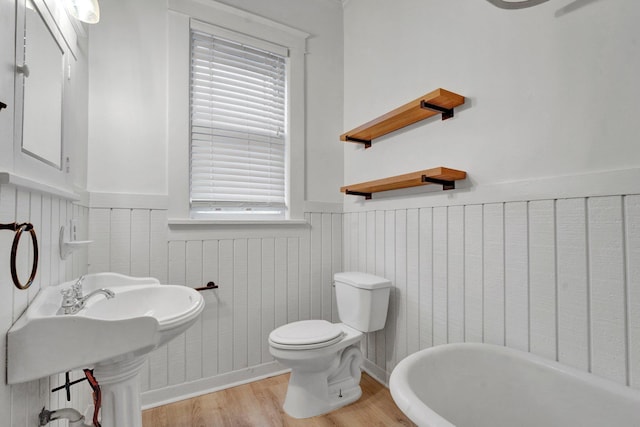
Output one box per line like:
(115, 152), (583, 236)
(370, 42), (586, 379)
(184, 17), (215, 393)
(59, 277), (115, 315)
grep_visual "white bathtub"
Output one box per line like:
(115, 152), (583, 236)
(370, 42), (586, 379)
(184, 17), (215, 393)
(389, 343), (640, 427)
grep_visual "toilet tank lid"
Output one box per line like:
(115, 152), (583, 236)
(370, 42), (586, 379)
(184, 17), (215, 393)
(334, 272), (391, 290)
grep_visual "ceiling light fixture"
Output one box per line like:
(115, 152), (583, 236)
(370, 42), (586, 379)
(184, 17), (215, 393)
(66, 0), (100, 24)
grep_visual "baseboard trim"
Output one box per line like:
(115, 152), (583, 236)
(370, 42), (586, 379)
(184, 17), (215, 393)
(141, 362), (289, 410)
(362, 359), (390, 387)
(141, 359), (392, 410)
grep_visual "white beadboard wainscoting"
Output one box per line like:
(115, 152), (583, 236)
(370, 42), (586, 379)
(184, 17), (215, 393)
(0, 182), (90, 427)
(87, 192), (640, 408)
(346, 194), (640, 390)
(87, 206), (343, 407)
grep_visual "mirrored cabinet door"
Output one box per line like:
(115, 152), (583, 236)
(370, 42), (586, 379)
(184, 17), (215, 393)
(13, 0), (72, 187)
(19, 0), (65, 169)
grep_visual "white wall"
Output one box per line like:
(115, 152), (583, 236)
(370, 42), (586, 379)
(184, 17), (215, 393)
(343, 0), (640, 206)
(88, 0), (345, 204)
(342, 0), (640, 389)
(87, 0), (168, 195)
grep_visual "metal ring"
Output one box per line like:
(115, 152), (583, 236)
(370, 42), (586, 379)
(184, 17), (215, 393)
(10, 223), (39, 290)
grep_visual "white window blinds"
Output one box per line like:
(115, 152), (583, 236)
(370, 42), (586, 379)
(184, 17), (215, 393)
(190, 28), (287, 214)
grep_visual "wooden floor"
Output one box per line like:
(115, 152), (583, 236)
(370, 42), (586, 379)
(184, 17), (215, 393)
(142, 372), (416, 426)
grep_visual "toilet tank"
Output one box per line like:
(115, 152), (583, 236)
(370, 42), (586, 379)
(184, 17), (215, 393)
(334, 272), (391, 333)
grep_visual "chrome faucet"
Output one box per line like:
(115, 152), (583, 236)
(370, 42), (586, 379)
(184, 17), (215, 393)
(74, 288), (115, 311)
(59, 277), (115, 315)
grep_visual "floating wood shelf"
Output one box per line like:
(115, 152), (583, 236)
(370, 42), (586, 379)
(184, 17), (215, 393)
(341, 167), (466, 199)
(340, 88), (465, 148)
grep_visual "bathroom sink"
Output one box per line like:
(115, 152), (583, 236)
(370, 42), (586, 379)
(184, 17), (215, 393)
(7, 272), (205, 384)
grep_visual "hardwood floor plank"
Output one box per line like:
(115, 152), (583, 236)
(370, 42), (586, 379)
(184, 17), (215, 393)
(142, 373), (415, 426)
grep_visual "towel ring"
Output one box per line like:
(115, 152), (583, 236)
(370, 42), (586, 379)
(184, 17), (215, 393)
(1, 222), (39, 290)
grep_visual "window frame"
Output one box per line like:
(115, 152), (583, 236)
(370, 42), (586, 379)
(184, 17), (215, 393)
(168, 0), (308, 222)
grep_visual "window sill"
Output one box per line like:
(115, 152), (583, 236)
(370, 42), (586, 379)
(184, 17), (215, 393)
(168, 218), (309, 227)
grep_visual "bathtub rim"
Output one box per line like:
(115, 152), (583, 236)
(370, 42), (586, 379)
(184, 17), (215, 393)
(389, 345), (456, 427)
(389, 342), (640, 427)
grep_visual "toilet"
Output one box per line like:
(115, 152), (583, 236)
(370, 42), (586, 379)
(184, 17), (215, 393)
(268, 272), (391, 419)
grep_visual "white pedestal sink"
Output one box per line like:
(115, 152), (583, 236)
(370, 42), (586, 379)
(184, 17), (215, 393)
(7, 273), (205, 427)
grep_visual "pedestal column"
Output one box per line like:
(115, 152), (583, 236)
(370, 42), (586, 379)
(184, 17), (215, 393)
(93, 356), (147, 427)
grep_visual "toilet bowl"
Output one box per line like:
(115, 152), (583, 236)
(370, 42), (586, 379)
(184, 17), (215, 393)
(268, 272), (391, 419)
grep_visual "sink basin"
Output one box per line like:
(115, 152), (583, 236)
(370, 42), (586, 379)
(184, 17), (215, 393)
(7, 272), (205, 384)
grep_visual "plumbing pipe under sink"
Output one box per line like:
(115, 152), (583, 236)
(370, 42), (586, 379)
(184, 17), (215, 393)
(39, 407), (93, 427)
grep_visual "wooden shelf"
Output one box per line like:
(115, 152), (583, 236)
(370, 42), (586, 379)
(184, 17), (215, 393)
(340, 88), (465, 148)
(341, 167), (466, 199)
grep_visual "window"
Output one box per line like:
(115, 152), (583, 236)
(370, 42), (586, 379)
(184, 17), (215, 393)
(167, 0), (308, 222)
(190, 28), (287, 219)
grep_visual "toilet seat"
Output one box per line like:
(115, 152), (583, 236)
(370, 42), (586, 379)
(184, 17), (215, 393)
(269, 320), (344, 350)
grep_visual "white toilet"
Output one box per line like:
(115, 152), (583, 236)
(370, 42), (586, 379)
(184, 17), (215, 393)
(268, 272), (391, 419)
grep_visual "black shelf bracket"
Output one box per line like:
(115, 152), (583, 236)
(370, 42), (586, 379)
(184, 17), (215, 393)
(422, 175), (455, 190)
(344, 136), (372, 149)
(420, 100), (454, 120)
(345, 190), (372, 200)
(0, 102), (7, 111)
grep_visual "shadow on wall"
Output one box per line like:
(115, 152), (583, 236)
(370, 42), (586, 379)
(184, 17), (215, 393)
(485, 0), (604, 16)
(555, 0), (605, 17)
(485, 0), (550, 9)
